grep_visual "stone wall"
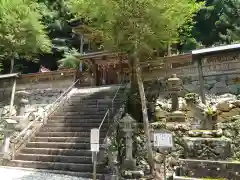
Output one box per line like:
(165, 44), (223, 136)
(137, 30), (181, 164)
(0, 78), (74, 117)
(182, 74), (240, 95)
(143, 52), (240, 95)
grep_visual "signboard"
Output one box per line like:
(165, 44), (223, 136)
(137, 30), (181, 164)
(91, 128), (100, 152)
(153, 131), (173, 148)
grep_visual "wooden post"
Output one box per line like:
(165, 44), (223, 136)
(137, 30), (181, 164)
(163, 154), (166, 180)
(197, 58), (206, 104)
(9, 78), (16, 117)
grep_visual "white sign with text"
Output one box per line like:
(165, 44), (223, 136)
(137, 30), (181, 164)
(91, 128), (100, 152)
(153, 132), (173, 148)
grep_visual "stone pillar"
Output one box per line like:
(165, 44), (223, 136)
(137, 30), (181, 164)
(167, 74), (181, 111)
(120, 114), (136, 170)
(9, 78), (16, 116)
(197, 58), (206, 104)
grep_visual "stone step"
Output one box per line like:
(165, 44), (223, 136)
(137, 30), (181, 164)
(60, 108), (108, 113)
(45, 122), (108, 127)
(49, 115), (105, 120)
(21, 148), (92, 156)
(178, 158), (240, 179)
(40, 127), (108, 132)
(8, 160), (107, 173)
(26, 142), (90, 149)
(68, 100), (122, 106)
(70, 95), (116, 100)
(32, 137), (105, 143)
(63, 103), (120, 109)
(48, 117), (109, 123)
(36, 131), (106, 137)
(54, 111), (107, 116)
(47, 118), (107, 124)
(15, 154), (92, 164)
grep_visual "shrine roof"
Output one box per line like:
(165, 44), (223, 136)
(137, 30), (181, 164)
(0, 73), (20, 80)
(192, 43), (240, 57)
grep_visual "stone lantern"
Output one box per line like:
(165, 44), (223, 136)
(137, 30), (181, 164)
(15, 91), (30, 116)
(120, 114), (136, 170)
(0, 118), (18, 159)
(167, 74), (182, 111)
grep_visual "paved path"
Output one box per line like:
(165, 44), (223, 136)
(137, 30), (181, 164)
(0, 167), (91, 180)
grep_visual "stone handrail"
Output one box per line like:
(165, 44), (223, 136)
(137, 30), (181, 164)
(9, 79), (79, 160)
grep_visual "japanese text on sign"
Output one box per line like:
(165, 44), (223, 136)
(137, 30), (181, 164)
(153, 132), (173, 148)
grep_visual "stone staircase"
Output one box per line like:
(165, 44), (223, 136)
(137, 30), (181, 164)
(6, 85), (125, 178)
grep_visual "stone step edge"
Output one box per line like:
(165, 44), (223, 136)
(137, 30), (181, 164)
(173, 172), (206, 180)
(10, 160), (95, 166)
(179, 158), (239, 164)
(183, 137), (232, 141)
(27, 142), (90, 145)
(21, 147), (94, 152)
(16, 153), (92, 159)
(1, 165), (103, 178)
(32, 137), (105, 140)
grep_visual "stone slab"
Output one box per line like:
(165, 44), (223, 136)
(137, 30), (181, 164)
(183, 137), (232, 160)
(178, 159), (240, 179)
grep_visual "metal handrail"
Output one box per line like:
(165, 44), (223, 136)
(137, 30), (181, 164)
(99, 109), (110, 130)
(15, 79), (79, 142)
(10, 79), (79, 159)
(111, 82), (124, 114)
(98, 75), (126, 130)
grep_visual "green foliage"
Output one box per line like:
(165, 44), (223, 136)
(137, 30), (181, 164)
(58, 48), (81, 68)
(184, 93), (199, 104)
(68, 0), (203, 57)
(219, 0), (240, 43)
(38, 0), (73, 36)
(190, 0), (240, 46)
(0, 62), (3, 72)
(205, 106), (217, 116)
(0, 0), (52, 69)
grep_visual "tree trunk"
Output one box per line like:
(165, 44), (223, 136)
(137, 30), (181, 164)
(10, 59), (14, 73)
(168, 41), (171, 56)
(134, 53), (155, 172)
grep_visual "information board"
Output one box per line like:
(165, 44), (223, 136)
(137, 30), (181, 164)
(153, 131), (173, 148)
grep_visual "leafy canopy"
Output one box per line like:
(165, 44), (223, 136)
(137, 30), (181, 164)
(0, 0), (52, 62)
(219, 0), (240, 43)
(68, 0), (203, 57)
(58, 48), (81, 69)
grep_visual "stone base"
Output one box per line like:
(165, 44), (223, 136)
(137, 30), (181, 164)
(183, 136), (232, 160)
(177, 159), (240, 179)
(122, 159), (136, 170)
(167, 111), (185, 122)
(121, 170), (144, 179)
(104, 174), (119, 180)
